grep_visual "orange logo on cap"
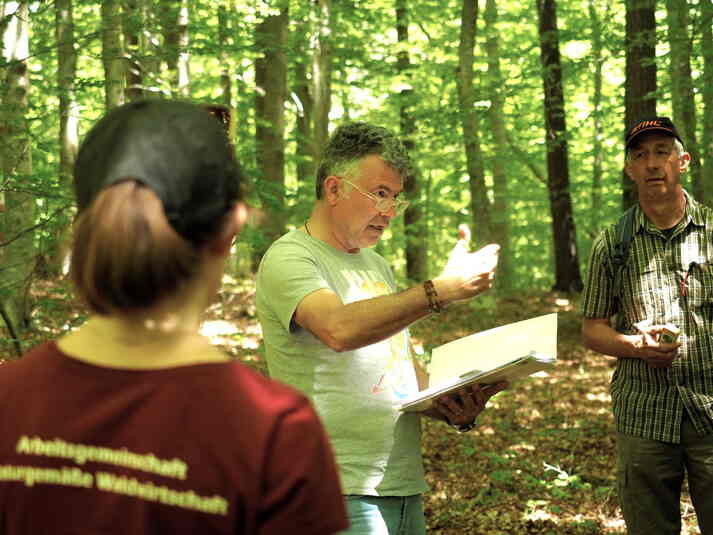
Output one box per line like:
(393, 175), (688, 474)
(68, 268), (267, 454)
(630, 120), (663, 136)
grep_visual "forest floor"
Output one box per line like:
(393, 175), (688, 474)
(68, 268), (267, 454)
(2, 276), (704, 535)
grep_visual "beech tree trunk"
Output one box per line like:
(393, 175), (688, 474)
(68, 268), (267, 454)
(218, 2), (232, 107)
(457, 0), (492, 245)
(536, 0), (583, 292)
(294, 27), (315, 188)
(1, 0), (34, 355)
(44, 0), (79, 276)
(396, 0), (426, 282)
(312, 0), (332, 154)
(254, 4), (288, 256)
(140, 0), (161, 95)
(666, 0), (701, 200)
(162, 0), (190, 98)
(483, 0), (513, 290)
(624, 0), (656, 209)
(588, 0), (605, 235)
(123, 0), (144, 101)
(56, 0), (78, 184)
(101, 0), (124, 109)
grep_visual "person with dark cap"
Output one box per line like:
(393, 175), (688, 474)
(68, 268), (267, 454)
(256, 122), (506, 535)
(581, 117), (713, 534)
(0, 100), (348, 535)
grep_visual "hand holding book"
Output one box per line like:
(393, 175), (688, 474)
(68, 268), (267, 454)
(431, 382), (509, 427)
(401, 314), (558, 413)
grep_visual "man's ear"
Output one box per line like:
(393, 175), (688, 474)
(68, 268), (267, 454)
(623, 161), (634, 181)
(324, 176), (341, 205)
(678, 152), (691, 173)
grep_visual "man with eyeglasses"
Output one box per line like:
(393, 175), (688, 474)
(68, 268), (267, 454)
(581, 117), (713, 534)
(256, 122), (504, 535)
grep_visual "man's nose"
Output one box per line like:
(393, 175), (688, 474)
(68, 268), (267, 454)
(645, 153), (661, 169)
(374, 199), (396, 217)
(380, 203), (397, 218)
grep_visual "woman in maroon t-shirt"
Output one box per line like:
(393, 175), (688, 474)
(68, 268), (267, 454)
(0, 100), (347, 535)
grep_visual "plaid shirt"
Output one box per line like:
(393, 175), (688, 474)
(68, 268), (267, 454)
(582, 191), (713, 443)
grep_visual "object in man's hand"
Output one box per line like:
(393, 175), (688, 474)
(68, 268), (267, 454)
(658, 324), (680, 344)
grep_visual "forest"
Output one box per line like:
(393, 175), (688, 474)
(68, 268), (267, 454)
(1, 0), (711, 533)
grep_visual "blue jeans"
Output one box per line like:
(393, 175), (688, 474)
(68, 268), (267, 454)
(616, 412), (713, 535)
(340, 495), (426, 535)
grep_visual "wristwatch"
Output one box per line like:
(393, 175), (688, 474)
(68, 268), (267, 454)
(452, 420), (476, 433)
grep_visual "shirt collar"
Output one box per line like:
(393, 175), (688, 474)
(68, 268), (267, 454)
(683, 189), (706, 227)
(633, 189), (703, 236)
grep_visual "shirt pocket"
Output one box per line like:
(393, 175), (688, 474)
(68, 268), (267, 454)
(685, 260), (713, 309)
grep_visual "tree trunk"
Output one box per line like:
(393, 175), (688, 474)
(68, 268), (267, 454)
(666, 0), (701, 199)
(294, 30), (315, 188)
(254, 4), (288, 258)
(457, 0), (492, 245)
(123, 0), (144, 101)
(162, 0), (190, 98)
(536, 0), (583, 293)
(624, 0), (656, 209)
(396, 0), (426, 282)
(588, 0), (605, 235)
(218, 2), (232, 107)
(699, 0), (712, 205)
(0, 0), (8, 85)
(140, 0), (161, 96)
(175, 1), (189, 97)
(483, 0), (513, 290)
(0, 0), (34, 355)
(45, 0), (79, 276)
(101, 0), (124, 109)
(312, 0), (332, 154)
(56, 0), (78, 185)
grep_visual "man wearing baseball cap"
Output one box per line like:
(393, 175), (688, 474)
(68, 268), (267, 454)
(581, 117), (713, 534)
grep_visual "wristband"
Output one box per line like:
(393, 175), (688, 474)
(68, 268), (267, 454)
(423, 280), (442, 314)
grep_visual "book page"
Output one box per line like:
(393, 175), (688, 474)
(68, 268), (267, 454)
(427, 313), (557, 387)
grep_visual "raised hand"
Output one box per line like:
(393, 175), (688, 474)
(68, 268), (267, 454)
(435, 224), (500, 305)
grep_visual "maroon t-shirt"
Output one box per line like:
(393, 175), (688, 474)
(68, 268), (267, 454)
(0, 342), (348, 534)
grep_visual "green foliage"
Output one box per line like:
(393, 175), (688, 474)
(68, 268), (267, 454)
(3, 0), (709, 321)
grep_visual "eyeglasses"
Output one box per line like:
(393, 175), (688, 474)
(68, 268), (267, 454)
(339, 177), (410, 216)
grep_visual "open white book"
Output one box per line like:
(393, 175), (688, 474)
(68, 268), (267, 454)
(400, 313), (557, 412)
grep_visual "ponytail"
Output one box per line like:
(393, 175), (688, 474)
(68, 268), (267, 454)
(70, 181), (201, 314)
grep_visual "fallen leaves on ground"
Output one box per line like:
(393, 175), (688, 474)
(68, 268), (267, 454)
(1, 278), (703, 534)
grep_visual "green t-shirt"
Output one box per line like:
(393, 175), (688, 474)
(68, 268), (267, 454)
(256, 230), (428, 496)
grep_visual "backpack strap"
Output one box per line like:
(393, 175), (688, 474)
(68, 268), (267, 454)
(610, 205), (637, 314)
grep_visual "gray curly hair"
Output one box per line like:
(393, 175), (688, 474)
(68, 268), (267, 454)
(315, 122), (415, 199)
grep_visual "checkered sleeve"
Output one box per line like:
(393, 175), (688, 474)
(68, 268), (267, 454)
(582, 229), (616, 320)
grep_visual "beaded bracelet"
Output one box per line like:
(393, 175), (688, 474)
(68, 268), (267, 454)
(423, 280), (442, 314)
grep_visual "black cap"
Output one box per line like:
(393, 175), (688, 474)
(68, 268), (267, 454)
(624, 116), (683, 152)
(74, 100), (242, 245)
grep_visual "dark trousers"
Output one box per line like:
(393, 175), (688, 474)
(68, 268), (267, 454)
(616, 412), (713, 535)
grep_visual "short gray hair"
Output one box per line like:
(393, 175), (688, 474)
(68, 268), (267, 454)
(673, 138), (685, 156)
(315, 122), (415, 199)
